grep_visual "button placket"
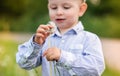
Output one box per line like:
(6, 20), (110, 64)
(59, 36), (66, 48)
(61, 39), (65, 43)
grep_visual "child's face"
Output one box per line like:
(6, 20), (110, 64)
(48, 0), (87, 30)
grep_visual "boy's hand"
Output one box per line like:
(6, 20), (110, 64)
(34, 24), (54, 45)
(43, 47), (61, 61)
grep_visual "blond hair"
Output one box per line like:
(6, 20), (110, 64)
(83, 0), (86, 2)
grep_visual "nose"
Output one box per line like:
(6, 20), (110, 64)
(56, 8), (63, 16)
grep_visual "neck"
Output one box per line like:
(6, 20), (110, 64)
(59, 25), (75, 35)
(59, 28), (69, 35)
(58, 22), (79, 35)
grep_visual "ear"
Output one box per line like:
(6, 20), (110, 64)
(79, 3), (87, 17)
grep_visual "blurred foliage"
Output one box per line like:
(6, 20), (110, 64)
(0, 0), (48, 32)
(0, 39), (41, 76)
(0, 0), (120, 38)
(102, 66), (120, 76)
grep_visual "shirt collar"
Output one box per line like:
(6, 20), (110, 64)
(51, 21), (84, 37)
(72, 21), (84, 34)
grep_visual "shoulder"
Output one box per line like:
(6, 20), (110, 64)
(84, 31), (98, 37)
(82, 30), (101, 42)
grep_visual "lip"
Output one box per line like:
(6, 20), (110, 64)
(55, 18), (66, 23)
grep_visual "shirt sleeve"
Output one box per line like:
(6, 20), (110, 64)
(57, 34), (105, 76)
(16, 36), (42, 70)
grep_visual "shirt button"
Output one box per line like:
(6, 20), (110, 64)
(62, 40), (65, 43)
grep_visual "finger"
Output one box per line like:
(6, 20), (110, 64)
(39, 25), (49, 30)
(47, 25), (54, 29)
(36, 29), (50, 41)
(46, 25), (55, 33)
(43, 50), (53, 60)
(35, 33), (46, 42)
(43, 50), (48, 57)
(39, 25), (53, 32)
(46, 53), (57, 61)
(36, 27), (47, 35)
(37, 26), (53, 37)
(46, 53), (54, 61)
(35, 33), (45, 38)
(43, 50), (53, 57)
(47, 55), (53, 61)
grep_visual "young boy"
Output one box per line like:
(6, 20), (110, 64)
(16, 0), (105, 76)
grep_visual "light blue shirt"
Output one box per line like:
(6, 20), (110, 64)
(16, 21), (105, 76)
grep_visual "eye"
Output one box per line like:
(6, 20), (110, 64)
(63, 4), (71, 9)
(50, 5), (57, 10)
(51, 7), (57, 10)
(49, 4), (57, 10)
(64, 6), (71, 9)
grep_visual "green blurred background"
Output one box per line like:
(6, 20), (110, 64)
(0, 0), (120, 76)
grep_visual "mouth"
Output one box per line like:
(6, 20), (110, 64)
(56, 18), (66, 22)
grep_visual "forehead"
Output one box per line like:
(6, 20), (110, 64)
(48, 0), (81, 3)
(48, 0), (81, 5)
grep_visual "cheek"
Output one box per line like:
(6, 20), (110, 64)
(49, 12), (55, 21)
(67, 10), (78, 17)
(65, 13), (79, 26)
(66, 13), (79, 21)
